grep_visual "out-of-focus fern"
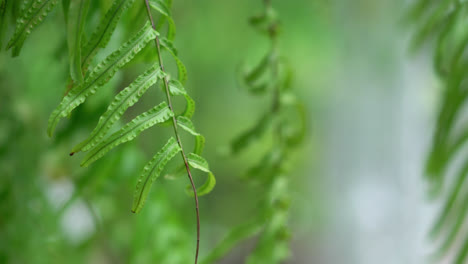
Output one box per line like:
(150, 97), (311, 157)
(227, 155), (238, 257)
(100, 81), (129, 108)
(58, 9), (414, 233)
(5, 0), (215, 263)
(408, 1), (468, 263)
(202, 1), (305, 263)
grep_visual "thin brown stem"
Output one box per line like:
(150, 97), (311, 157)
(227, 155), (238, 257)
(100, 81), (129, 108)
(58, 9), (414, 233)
(143, 1), (200, 263)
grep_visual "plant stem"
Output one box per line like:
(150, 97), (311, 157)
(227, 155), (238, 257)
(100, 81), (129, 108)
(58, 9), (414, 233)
(143, 1), (200, 263)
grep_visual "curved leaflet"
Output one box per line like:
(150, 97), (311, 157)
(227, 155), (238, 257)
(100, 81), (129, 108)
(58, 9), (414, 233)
(132, 137), (181, 213)
(7, 0), (59, 56)
(81, 102), (173, 167)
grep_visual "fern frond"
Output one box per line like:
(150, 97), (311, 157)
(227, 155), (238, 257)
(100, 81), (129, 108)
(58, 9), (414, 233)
(81, 0), (136, 70)
(7, 0), (59, 56)
(202, 1), (304, 263)
(72, 65), (163, 153)
(42, 1), (214, 261)
(80, 101), (173, 167)
(132, 136), (181, 213)
(48, 21), (157, 136)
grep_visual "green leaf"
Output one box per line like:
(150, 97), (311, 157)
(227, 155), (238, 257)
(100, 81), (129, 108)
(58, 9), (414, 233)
(7, 0), (59, 56)
(185, 153), (216, 196)
(194, 134), (205, 155)
(80, 102), (173, 167)
(176, 116), (204, 154)
(149, 0), (170, 17)
(132, 137), (181, 213)
(168, 79), (195, 118)
(244, 53), (271, 84)
(61, 0), (70, 22)
(177, 116), (199, 136)
(81, 0), (136, 69)
(67, 0), (90, 83)
(160, 37), (187, 84)
(48, 22), (157, 136)
(230, 113), (273, 154)
(72, 65), (163, 153)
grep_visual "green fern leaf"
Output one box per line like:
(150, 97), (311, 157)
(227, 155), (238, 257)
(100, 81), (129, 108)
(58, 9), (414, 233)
(177, 116), (199, 136)
(185, 153), (216, 196)
(230, 113), (273, 154)
(80, 101), (173, 167)
(67, 0), (90, 83)
(168, 79), (195, 118)
(132, 137), (181, 213)
(81, 0), (135, 69)
(72, 65), (164, 153)
(149, 0), (176, 40)
(160, 37), (187, 84)
(48, 22), (158, 136)
(7, 0), (59, 56)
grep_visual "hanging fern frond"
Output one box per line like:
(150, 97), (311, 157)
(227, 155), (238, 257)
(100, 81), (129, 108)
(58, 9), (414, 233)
(7, 0), (59, 56)
(202, 1), (305, 263)
(408, 1), (468, 263)
(43, 0), (214, 263)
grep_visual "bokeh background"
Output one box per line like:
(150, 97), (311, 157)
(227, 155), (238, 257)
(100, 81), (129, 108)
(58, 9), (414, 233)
(0, 0), (443, 263)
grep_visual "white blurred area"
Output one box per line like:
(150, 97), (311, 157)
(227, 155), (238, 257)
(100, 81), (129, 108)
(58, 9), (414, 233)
(305, 0), (441, 263)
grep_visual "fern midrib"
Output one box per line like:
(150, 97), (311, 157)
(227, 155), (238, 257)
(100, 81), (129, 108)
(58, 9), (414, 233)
(81, 0), (128, 68)
(143, 1), (200, 263)
(82, 106), (170, 165)
(50, 26), (151, 130)
(9, 0), (52, 47)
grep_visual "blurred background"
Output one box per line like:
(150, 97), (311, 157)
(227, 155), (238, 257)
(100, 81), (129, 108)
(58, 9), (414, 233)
(0, 0), (444, 263)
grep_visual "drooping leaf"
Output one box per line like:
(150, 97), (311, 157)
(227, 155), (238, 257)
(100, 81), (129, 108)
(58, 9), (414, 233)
(185, 153), (216, 196)
(7, 0), (59, 56)
(81, 0), (135, 69)
(72, 65), (163, 153)
(244, 52), (271, 84)
(81, 102), (173, 167)
(160, 37), (187, 84)
(132, 137), (181, 213)
(177, 116), (199, 136)
(48, 22), (158, 136)
(230, 113), (273, 154)
(168, 79), (195, 118)
(149, 0), (175, 40)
